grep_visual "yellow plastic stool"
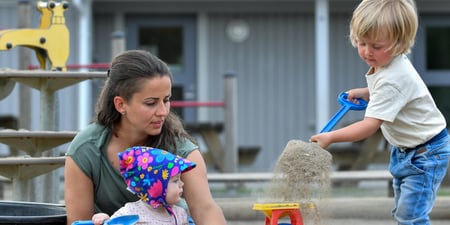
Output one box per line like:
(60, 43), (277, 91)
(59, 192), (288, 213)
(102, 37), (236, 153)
(252, 203), (303, 225)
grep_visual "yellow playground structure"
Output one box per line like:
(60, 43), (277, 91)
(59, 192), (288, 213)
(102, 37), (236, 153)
(0, 0), (70, 71)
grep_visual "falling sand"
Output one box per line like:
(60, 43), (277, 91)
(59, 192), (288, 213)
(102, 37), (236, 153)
(257, 139), (333, 224)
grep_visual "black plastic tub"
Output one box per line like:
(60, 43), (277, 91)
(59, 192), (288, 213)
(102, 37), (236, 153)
(0, 201), (66, 225)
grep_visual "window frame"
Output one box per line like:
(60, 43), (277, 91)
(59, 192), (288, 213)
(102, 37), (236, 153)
(415, 15), (450, 86)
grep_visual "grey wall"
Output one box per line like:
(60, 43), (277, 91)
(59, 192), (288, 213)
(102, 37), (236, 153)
(204, 12), (368, 171)
(1, 0), (435, 172)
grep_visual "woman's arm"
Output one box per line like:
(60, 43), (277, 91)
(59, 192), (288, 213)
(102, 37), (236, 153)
(64, 157), (96, 225)
(182, 150), (226, 225)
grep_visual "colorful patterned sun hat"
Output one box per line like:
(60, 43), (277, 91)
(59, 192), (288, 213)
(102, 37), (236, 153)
(118, 146), (196, 212)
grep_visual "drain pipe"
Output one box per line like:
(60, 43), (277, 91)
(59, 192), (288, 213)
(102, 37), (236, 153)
(315, 0), (330, 133)
(73, 0), (93, 129)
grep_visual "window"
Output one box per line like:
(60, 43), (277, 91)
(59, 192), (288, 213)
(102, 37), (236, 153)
(414, 16), (450, 127)
(414, 16), (450, 85)
(429, 87), (450, 129)
(426, 27), (450, 70)
(139, 27), (183, 72)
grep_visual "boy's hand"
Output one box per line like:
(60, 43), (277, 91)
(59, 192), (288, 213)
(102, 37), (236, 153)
(346, 87), (369, 102)
(310, 132), (333, 149)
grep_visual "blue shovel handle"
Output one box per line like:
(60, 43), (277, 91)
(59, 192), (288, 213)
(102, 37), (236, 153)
(72, 220), (94, 225)
(319, 92), (368, 133)
(71, 221), (94, 225)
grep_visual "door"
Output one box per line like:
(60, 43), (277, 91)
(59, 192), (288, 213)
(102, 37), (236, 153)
(127, 15), (197, 122)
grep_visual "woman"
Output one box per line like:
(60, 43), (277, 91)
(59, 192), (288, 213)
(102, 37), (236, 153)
(64, 50), (226, 225)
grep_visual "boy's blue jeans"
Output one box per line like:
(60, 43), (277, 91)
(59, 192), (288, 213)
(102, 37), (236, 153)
(389, 130), (450, 225)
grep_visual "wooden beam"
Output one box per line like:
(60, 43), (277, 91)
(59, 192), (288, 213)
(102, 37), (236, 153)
(206, 170), (392, 183)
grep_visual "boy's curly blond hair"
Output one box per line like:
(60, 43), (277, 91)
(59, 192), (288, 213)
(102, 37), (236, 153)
(349, 0), (418, 56)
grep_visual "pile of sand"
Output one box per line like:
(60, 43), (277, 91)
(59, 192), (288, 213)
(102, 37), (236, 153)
(257, 139), (333, 224)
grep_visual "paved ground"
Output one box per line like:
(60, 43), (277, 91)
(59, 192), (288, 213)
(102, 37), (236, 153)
(217, 196), (450, 225)
(1, 181), (450, 225)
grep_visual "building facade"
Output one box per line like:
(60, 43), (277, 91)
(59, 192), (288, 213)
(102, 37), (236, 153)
(0, 0), (449, 171)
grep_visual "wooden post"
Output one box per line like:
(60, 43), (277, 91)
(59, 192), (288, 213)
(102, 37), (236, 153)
(223, 73), (238, 173)
(111, 31), (126, 60)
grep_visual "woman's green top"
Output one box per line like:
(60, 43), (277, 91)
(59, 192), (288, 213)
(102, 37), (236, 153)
(66, 123), (198, 215)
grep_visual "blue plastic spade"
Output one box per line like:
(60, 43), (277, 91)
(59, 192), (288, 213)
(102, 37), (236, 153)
(71, 215), (139, 225)
(319, 92), (368, 133)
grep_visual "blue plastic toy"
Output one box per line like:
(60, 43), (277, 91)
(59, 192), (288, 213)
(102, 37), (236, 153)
(71, 215), (139, 225)
(319, 92), (368, 133)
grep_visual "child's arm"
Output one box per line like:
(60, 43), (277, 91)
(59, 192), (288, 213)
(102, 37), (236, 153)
(92, 213), (110, 225)
(310, 117), (382, 149)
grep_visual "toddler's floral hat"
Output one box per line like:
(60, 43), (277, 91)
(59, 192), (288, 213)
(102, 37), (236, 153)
(118, 146), (196, 213)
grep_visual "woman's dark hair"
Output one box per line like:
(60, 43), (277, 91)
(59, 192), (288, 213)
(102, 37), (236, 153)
(94, 50), (196, 151)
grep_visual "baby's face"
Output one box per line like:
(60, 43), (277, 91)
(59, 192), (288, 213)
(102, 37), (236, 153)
(166, 173), (184, 205)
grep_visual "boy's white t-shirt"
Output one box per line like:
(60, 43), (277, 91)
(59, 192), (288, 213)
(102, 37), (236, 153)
(112, 200), (189, 225)
(365, 54), (446, 148)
